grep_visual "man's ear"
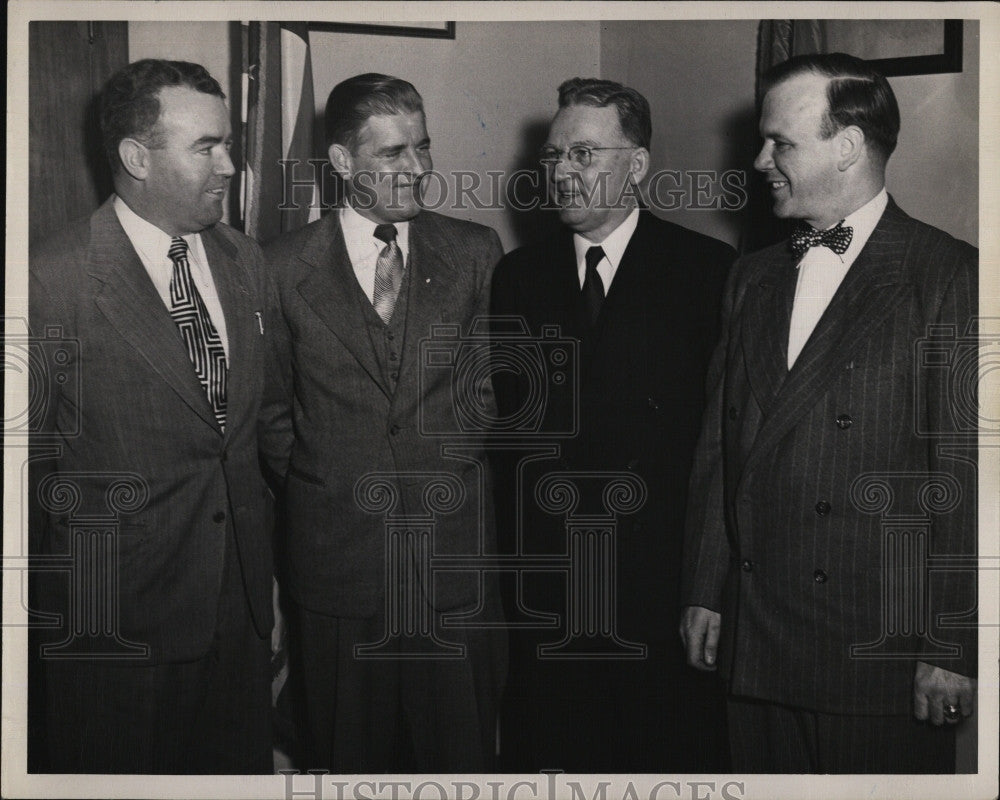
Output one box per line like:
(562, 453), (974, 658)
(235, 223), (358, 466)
(328, 143), (353, 180)
(629, 147), (651, 184)
(118, 138), (150, 181)
(837, 126), (865, 171)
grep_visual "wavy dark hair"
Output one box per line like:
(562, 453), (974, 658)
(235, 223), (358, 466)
(557, 77), (652, 150)
(100, 59), (224, 172)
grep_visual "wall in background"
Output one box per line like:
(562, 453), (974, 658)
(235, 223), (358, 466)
(601, 20), (759, 249)
(127, 19), (979, 250)
(887, 20), (979, 247)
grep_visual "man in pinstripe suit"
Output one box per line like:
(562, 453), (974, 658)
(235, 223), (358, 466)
(680, 53), (977, 773)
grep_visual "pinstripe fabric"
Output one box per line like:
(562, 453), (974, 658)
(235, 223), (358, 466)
(683, 198), (978, 716)
(727, 696), (956, 773)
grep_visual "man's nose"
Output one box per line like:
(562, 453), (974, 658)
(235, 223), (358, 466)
(753, 142), (772, 173)
(216, 147), (236, 178)
(401, 147), (428, 175)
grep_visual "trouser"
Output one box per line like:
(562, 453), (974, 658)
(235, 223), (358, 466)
(295, 594), (507, 773)
(727, 695), (958, 773)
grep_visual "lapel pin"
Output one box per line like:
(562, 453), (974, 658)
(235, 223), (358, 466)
(425, 277), (431, 284)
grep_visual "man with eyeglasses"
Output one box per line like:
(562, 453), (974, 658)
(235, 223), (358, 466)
(491, 77), (735, 772)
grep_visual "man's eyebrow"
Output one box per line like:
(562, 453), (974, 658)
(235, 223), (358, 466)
(191, 134), (226, 148)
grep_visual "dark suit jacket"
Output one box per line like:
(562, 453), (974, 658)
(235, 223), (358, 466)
(491, 211), (734, 644)
(683, 198), (978, 715)
(263, 209), (504, 618)
(29, 198), (276, 663)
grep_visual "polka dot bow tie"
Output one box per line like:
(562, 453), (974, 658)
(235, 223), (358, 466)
(789, 220), (853, 257)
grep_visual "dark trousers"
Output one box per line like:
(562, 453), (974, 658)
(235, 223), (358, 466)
(295, 596), (507, 773)
(727, 695), (958, 773)
(38, 530), (272, 774)
(500, 634), (730, 774)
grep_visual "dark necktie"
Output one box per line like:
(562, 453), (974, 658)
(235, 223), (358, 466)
(582, 245), (606, 327)
(167, 236), (228, 430)
(373, 223), (404, 324)
(789, 219), (853, 258)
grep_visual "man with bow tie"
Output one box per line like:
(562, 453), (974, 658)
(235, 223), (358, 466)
(680, 53), (978, 773)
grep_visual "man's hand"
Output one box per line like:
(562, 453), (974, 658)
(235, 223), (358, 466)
(679, 605), (721, 671)
(913, 661), (976, 725)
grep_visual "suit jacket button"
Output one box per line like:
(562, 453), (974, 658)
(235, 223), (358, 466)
(389, 424), (400, 436)
(741, 559), (753, 572)
(815, 500), (831, 515)
(836, 414), (853, 429)
(728, 406), (738, 420)
(813, 569), (828, 583)
(213, 511), (226, 523)
(220, 449), (228, 462)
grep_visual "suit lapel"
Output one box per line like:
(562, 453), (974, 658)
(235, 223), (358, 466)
(393, 213), (463, 390)
(743, 200), (912, 476)
(294, 213), (389, 398)
(89, 201), (220, 430)
(740, 249), (797, 414)
(202, 226), (256, 439)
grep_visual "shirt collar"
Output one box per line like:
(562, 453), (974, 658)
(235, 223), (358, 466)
(572, 207), (640, 273)
(113, 194), (201, 262)
(340, 201), (410, 258)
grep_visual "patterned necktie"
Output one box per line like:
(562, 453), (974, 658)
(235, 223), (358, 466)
(372, 223), (404, 324)
(167, 236), (228, 430)
(582, 245), (606, 327)
(789, 220), (853, 258)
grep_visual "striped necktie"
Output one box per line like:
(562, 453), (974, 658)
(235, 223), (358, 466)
(167, 236), (228, 430)
(372, 223), (404, 324)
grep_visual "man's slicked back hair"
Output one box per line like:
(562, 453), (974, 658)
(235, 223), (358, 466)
(557, 77), (652, 150)
(325, 73), (424, 151)
(761, 52), (900, 163)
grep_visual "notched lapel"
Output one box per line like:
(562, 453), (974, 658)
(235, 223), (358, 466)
(394, 215), (464, 389)
(740, 254), (796, 413)
(202, 227), (255, 438)
(89, 205), (220, 431)
(294, 216), (389, 397)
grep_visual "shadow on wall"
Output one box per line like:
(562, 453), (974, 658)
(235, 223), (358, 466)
(722, 100), (793, 255)
(503, 117), (564, 250)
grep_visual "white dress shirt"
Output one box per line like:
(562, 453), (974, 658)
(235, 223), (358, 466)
(340, 202), (411, 303)
(572, 207), (640, 293)
(114, 195), (229, 357)
(786, 188), (888, 369)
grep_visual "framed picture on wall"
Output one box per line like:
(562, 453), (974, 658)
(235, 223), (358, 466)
(822, 19), (963, 76)
(307, 21), (455, 39)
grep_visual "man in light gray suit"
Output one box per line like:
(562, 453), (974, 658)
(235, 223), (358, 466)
(263, 73), (506, 773)
(30, 59), (276, 773)
(680, 53), (977, 773)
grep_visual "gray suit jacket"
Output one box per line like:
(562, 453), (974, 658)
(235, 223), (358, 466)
(30, 198), (276, 663)
(263, 209), (504, 617)
(683, 198), (978, 714)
